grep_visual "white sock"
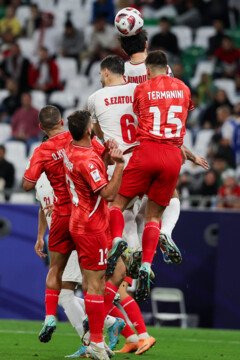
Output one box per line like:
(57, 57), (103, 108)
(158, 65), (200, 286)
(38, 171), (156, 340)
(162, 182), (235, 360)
(104, 315), (116, 329)
(138, 332), (150, 339)
(58, 289), (85, 337)
(92, 341), (104, 349)
(127, 334), (139, 343)
(75, 296), (85, 312)
(123, 209), (140, 251)
(161, 198), (180, 238)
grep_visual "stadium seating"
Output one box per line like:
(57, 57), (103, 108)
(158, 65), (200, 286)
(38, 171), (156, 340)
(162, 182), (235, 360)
(30, 0), (55, 12)
(213, 78), (236, 103)
(171, 26), (192, 50)
(17, 38), (35, 60)
(183, 129), (193, 151)
(5, 141), (28, 186)
(30, 90), (47, 110)
(65, 75), (90, 98)
(194, 26), (216, 49)
(28, 141), (41, 159)
(49, 91), (76, 108)
(9, 193), (35, 204)
(151, 287), (188, 328)
(0, 89), (9, 102)
(190, 60), (214, 88)
(16, 6), (31, 27)
(56, 57), (78, 83)
(194, 129), (214, 157)
(0, 124), (11, 143)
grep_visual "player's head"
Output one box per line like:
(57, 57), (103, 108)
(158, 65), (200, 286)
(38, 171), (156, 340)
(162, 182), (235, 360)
(39, 105), (63, 132)
(100, 55), (124, 86)
(119, 29), (148, 57)
(145, 50), (168, 79)
(67, 110), (92, 141)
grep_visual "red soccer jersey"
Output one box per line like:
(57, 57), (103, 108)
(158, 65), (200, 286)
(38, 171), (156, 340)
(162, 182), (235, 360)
(63, 140), (109, 235)
(24, 131), (105, 216)
(133, 75), (194, 146)
(218, 185), (240, 208)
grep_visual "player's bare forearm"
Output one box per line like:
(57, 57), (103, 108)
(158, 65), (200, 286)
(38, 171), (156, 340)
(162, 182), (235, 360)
(38, 206), (48, 239)
(182, 145), (195, 162)
(93, 122), (104, 140)
(100, 162), (124, 202)
(23, 178), (35, 191)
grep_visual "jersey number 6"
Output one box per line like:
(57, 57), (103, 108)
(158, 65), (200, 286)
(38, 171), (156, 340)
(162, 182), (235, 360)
(120, 114), (136, 144)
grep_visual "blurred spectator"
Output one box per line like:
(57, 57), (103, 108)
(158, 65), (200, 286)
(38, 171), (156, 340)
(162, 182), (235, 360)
(212, 153), (229, 187)
(217, 169), (240, 209)
(175, 0), (202, 29)
(149, 17), (180, 59)
(60, 20), (84, 67)
(208, 19), (225, 57)
(0, 78), (21, 123)
(0, 144), (14, 201)
(213, 35), (240, 79)
(0, 29), (15, 62)
(32, 12), (60, 57)
(201, 89), (232, 129)
(0, 0), (6, 21)
(197, 73), (217, 106)
(0, 5), (21, 37)
(200, 170), (218, 207)
(24, 3), (42, 38)
(29, 46), (63, 94)
(218, 105), (240, 167)
(228, 0), (240, 28)
(88, 15), (116, 54)
(171, 62), (191, 88)
(187, 91), (205, 137)
(11, 92), (40, 154)
(1, 43), (30, 93)
(92, 0), (115, 25)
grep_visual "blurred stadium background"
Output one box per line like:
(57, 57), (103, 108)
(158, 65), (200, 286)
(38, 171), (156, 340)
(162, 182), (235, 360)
(0, 0), (240, 348)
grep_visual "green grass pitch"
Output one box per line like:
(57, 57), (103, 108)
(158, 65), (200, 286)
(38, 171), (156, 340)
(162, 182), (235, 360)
(0, 320), (240, 360)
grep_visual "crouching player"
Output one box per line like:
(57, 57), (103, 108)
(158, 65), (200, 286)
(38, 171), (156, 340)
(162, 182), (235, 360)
(63, 110), (125, 360)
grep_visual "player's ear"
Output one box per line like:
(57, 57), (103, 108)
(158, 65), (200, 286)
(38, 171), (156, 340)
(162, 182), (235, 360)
(39, 123), (44, 131)
(146, 66), (151, 78)
(60, 118), (64, 126)
(145, 40), (148, 49)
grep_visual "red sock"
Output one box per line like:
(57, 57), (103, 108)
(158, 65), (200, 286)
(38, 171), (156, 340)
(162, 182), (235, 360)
(45, 289), (60, 316)
(110, 207), (124, 240)
(120, 296), (146, 335)
(85, 294), (104, 343)
(104, 282), (118, 318)
(109, 305), (135, 339)
(142, 221), (160, 264)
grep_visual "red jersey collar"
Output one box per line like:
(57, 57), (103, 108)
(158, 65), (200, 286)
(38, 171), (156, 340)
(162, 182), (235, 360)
(49, 131), (67, 139)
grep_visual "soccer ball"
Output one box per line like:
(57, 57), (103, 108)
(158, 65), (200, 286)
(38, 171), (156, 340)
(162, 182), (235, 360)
(114, 7), (144, 37)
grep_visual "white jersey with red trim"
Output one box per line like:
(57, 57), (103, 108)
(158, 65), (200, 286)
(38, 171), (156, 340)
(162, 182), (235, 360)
(124, 60), (173, 84)
(88, 82), (139, 153)
(35, 172), (55, 228)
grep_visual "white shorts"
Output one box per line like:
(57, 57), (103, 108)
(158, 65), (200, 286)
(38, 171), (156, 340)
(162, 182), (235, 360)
(62, 250), (82, 284)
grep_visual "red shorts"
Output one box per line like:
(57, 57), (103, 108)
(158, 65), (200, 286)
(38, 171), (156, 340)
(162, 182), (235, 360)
(48, 212), (75, 254)
(70, 227), (112, 271)
(119, 141), (182, 207)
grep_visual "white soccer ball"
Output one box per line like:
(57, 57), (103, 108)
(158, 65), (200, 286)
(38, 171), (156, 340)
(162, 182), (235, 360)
(114, 7), (144, 37)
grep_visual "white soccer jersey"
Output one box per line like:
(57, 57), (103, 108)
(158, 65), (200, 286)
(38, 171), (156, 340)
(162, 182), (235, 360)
(88, 82), (139, 153)
(36, 172), (55, 228)
(124, 60), (173, 84)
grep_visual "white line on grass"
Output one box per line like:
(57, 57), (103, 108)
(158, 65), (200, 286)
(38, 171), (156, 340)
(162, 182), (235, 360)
(0, 330), (240, 345)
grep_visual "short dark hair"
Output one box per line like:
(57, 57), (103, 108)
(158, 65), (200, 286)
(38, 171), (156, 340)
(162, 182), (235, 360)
(119, 29), (148, 57)
(145, 50), (168, 70)
(39, 105), (61, 130)
(100, 55), (124, 75)
(67, 110), (91, 141)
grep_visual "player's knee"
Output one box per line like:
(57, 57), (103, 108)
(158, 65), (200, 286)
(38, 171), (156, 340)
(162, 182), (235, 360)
(87, 276), (105, 295)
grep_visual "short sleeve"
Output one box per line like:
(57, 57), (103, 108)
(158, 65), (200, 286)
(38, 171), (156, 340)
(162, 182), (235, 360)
(88, 92), (98, 124)
(81, 155), (108, 193)
(24, 147), (44, 183)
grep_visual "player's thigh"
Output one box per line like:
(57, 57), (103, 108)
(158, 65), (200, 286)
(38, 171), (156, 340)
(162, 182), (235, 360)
(148, 146), (182, 207)
(48, 212), (75, 254)
(49, 250), (71, 271)
(71, 230), (109, 271)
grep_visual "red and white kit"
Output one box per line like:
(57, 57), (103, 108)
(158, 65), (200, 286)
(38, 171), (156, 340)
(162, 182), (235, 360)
(124, 60), (173, 84)
(119, 75), (194, 206)
(24, 131), (75, 254)
(63, 140), (111, 270)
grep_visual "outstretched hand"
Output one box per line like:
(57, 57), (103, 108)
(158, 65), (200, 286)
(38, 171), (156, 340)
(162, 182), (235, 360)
(194, 156), (210, 170)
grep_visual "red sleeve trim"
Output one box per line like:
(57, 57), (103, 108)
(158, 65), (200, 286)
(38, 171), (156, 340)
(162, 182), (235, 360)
(93, 182), (108, 193)
(23, 176), (37, 184)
